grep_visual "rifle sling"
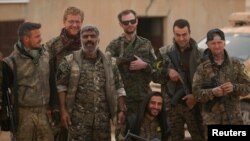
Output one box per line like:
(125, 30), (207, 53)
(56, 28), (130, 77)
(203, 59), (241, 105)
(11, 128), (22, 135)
(167, 48), (182, 74)
(10, 57), (18, 133)
(167, 48), (189, 93)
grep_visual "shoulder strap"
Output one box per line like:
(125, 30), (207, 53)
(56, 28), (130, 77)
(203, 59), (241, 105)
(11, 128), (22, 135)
(10, 57), (18, 133)
(167, 47), (182, 73)
(119, 36), (137, 57)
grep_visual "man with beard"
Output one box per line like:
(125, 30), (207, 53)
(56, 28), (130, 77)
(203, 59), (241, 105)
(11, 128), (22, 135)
(105, 9), (156, 140)
(192, 28), (250, 140)
(56, 25), (126, 141)
(0, 22), (54, 141)
(152, 19), (205, 141)
(125, 92), (169, 141)
(45, 6), (84, 140)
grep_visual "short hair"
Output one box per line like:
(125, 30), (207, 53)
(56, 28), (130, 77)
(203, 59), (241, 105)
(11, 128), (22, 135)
(18, 22), (41, 40)
(63, 6), (84, 22)
(117, 9), (137, 22)
(80, 25), (99, 37)
(173, 19), (191, 33)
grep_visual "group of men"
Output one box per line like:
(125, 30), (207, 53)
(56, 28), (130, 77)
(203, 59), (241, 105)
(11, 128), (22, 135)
(0, 6), (250, 141)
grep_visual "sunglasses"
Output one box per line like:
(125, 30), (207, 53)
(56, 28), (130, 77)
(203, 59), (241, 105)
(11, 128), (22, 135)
(121, 19), (137, 26)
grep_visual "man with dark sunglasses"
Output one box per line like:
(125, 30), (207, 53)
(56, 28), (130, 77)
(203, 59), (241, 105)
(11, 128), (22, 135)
(105, 9), (156, 141)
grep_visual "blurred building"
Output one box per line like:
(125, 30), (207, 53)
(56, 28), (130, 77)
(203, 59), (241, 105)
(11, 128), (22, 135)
(247, 0), (250, 11)
(0, 0), (247, 56)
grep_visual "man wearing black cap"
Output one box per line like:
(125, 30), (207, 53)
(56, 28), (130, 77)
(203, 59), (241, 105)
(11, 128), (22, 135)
(192, 28), (250, 139)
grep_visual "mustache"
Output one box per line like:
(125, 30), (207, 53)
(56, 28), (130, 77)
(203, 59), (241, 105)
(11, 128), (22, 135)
(85, 41), (94, 45)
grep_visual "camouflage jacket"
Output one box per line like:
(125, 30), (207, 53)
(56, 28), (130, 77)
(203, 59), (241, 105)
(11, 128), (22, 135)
(1, 43), (50, 107)
(56, 49), (125, 120)
(192, 49), (250, 124)
(152, 39), (203, 100)
(45, 31), (81, 108)
(45, 29), (81, 67)
(106, 35), (156, 102)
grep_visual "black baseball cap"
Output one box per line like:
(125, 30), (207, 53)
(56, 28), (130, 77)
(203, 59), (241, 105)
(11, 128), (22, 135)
(206, 28), (225, 43)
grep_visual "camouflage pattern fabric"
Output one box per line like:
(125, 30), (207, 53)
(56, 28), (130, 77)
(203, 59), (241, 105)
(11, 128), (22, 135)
(167, 102), (204, 141)
(152, 39), (205, 141)
(2, 44), (53, 141)
(57, 50), (124, 141)
(192, 50), (250, 139)
(17, 107), (53, 141)
(68, 57), (110, 141)
(3, 45), (50, 108)
(106, 35), (155, 115)
(139, 116), (161, 140)
(45, 28), (81, 66)
(45, 30), (81, 141)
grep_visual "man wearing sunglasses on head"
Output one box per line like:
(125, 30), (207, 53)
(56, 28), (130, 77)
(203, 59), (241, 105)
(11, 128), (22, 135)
(105, 9), (156, 141)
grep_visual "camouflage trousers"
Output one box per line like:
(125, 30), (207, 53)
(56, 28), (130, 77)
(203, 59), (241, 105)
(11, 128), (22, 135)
(68, 122), (111, 141)
(202, 110), (244, 140)
(17, 107), (54, 141)
(68, 111), (111, 141)
(167, 103), (205, 141)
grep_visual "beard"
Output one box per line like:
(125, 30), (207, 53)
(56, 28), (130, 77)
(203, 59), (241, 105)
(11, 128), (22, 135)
(147, 108), (160, 118)
(124, 27), (136, 35)
(83, 43), (98, 54)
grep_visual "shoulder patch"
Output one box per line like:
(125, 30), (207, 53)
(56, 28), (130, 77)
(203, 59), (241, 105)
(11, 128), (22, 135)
(155, 60), (163, 70)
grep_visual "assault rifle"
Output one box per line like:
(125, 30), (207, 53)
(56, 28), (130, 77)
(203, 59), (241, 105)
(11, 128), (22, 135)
(116, 55), (137, 65)
(124, 130), (160, 141)
(167, 49), (190, 106)
(0, 58), (18, 141)
(4, 88), (17, 141)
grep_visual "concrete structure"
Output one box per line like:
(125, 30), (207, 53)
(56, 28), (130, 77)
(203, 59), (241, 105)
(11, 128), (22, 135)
(0, 0), (246, 56)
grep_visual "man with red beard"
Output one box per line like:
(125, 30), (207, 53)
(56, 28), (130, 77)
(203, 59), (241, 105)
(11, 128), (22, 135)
(105, 9), (156, 140)
(124, 92), (169, 141)
(45, 6), (84, 141)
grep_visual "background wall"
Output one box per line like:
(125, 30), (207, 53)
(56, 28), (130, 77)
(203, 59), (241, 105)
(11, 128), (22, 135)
(0, 0), (246, 53)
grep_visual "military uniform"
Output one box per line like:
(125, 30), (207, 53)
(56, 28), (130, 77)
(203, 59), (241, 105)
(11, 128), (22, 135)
(57, 49), (125, 141)
(106, 35), (156, 115)
(139, 116), (162, 140)
(45, 29), (81, 140)
(46, 28), (81, 66)
(0, 42), (53, 141)
(192, 49), (250, 136)
(152, 39), (205, 141)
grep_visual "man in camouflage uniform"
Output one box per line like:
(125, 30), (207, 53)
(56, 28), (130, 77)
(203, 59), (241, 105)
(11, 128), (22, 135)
(45, 6), (84, 140)
(57, 25), (126, 141)
(46, 6), (84, 65)
(192, 28), (250, 139)
(105, 9), (156, 116)
(106, 9), (156, 140)
(125, 92), (169, 141)
(152, 19), (205, 141)
(0, 22), (53, 141)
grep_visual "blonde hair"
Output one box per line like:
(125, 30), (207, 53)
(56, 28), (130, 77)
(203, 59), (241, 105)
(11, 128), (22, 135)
(63, 6), (84, 22)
